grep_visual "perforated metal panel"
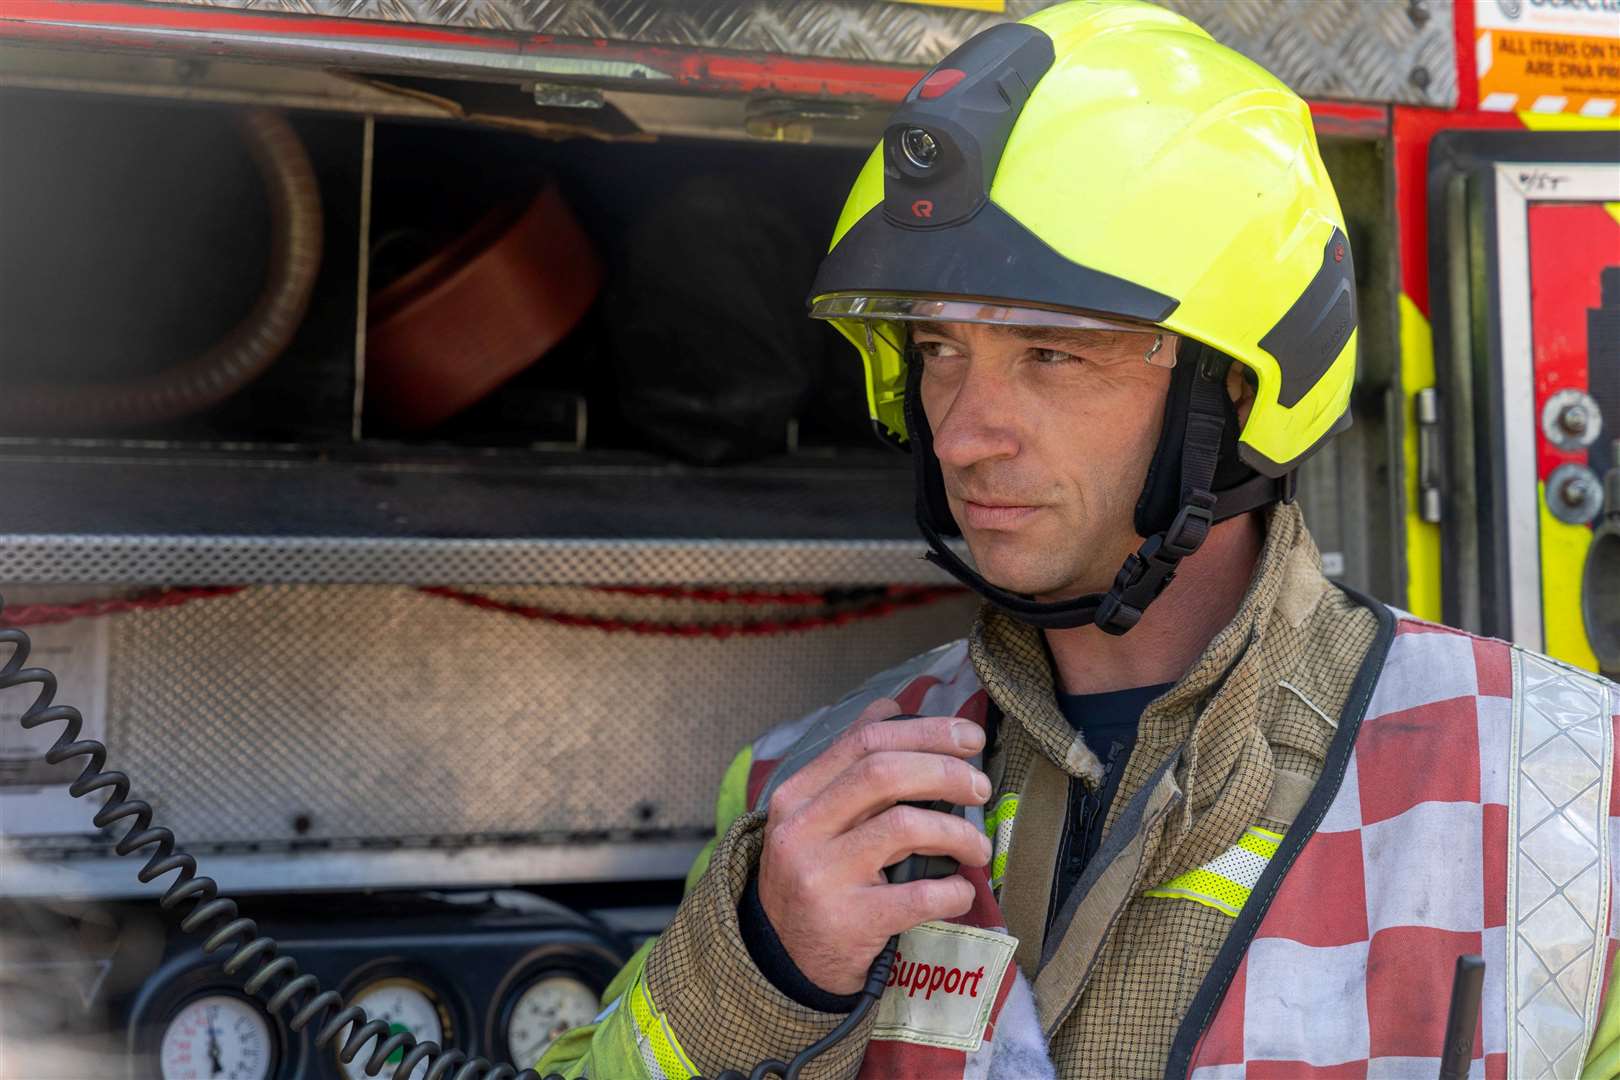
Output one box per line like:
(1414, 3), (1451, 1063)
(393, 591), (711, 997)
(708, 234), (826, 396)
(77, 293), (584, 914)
(142, 0), (1458, 107)
(0, 536), (957, 587)
(4, 584), (979, 859)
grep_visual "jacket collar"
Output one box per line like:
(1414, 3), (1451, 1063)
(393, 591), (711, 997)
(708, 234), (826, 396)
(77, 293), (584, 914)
(970, 503), (1325, 882)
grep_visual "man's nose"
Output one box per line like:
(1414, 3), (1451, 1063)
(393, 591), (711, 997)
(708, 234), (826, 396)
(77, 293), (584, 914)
(928, 364), (1020, 471)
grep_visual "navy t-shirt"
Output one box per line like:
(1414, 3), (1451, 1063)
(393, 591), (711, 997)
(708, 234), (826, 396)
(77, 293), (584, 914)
(1047, 682), (1173, 933)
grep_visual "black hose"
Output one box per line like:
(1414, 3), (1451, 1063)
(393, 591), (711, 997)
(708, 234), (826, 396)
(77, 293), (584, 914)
(0, 594), (883, 1079)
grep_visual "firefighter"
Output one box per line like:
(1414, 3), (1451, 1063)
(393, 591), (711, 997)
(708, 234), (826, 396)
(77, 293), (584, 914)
(539, 3), (1620, 1077)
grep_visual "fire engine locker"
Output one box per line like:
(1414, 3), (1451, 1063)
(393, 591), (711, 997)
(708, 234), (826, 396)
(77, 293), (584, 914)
(1428, 131), (1620, 672)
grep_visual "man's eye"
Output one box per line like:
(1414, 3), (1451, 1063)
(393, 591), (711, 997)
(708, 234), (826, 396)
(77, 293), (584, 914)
(914, 340), (964, 360)
(1032, 347), (1081, 365)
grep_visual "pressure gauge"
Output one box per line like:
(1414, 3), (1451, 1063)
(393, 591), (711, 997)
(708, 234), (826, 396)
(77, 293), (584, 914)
(160, 993), (275, 1080)
(337, 977), (452, 1080)
(504, 974), (600, 1068)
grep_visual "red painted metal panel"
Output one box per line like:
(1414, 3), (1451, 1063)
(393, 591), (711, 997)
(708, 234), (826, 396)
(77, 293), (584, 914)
(0, 0), (507, 49)
(1454, 0), (1480, 114)
(1528, 203), (1617, 482)
(676, 52), (922, 101)
(1392, 105), (1523, 315)
(1309, 101), (1391, 140)
(0, 0), (927, 102)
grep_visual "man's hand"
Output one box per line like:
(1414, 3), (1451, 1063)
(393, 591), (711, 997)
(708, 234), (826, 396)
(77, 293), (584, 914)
(756, 698), (993, 996)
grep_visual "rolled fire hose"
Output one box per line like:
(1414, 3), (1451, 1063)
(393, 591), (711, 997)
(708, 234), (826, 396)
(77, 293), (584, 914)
(1583, 442), (1620, 680)
(0, 110), (323, 430)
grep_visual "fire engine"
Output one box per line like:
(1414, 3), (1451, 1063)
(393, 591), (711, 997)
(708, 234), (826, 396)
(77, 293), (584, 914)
(0, 1), (1614, 1076)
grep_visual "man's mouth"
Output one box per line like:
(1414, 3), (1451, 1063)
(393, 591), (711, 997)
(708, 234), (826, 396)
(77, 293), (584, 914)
(959, 499), (1040, 530)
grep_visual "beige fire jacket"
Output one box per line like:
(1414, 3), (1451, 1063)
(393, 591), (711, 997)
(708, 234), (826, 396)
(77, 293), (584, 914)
(539, 503), (1383, 1079)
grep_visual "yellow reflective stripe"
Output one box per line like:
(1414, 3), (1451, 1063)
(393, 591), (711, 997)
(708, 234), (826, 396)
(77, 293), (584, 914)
(985, 793), (1019, 831)
(1143, 826), (1283, 917)
(1144, 873), (1245, 916)
(984, 793), (1019, 890)
(627, 971), (695, 1080)
(1240, 826), (1284, 853)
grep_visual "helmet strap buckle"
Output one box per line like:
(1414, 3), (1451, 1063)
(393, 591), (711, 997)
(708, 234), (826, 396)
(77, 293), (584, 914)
(1162, 490), (1216, 557)
(1096, 491), (1215, 635)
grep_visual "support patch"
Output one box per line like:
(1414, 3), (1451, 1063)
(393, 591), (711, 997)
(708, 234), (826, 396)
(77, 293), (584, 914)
(871, 921), (1017, 1053)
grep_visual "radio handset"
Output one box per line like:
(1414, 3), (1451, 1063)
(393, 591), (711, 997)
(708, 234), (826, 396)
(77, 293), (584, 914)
(879, 713), (971, 886)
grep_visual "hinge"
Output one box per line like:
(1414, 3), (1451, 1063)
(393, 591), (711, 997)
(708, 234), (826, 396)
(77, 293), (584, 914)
(1416, 387), (1443, 524)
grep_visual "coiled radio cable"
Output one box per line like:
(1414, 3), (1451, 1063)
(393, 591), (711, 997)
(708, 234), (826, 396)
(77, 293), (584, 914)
(0, 595), (892, 1080)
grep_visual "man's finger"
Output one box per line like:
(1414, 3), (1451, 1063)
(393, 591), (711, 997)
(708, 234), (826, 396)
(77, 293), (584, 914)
(837, 803), (992, 877)
(862, 876), (977, 939)
(793, 749), (990, 840)
(766, 699), (899, 819)
(768, 702), (983, 817)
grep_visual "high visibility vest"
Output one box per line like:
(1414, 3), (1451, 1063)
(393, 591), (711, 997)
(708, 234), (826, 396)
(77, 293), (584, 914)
(1182, 618), (1620, 1080)
(745, 609), (1620, 1079)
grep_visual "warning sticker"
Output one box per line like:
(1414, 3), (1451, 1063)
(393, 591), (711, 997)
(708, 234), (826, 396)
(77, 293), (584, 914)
(872, 920), (1016, 1053)
(1475, 0), (1620, 118)
(0, 618), (109, 837)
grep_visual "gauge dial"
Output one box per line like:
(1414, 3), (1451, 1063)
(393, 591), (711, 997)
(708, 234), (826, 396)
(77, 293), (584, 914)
(505, 974), (600, 1068)
(160, 993), (275, 1080)
(337, 977), (450, 1080)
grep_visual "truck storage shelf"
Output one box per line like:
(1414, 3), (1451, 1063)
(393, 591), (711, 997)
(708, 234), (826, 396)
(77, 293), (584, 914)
(0, 451), (954, 586)
(0, 836), (707, 900)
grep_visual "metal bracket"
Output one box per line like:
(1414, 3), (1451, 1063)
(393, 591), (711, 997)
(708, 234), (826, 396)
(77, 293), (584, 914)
(532, 82), (605, 109)
(1416, 387), (1443, 524)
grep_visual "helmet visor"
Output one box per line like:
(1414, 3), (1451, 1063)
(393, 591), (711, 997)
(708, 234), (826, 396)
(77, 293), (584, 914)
(809, 294), (1164, 338)
(810, 293), (1175, 446)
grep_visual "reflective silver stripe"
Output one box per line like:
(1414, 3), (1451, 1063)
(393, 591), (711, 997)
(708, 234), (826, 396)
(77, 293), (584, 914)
(985, 793), (1019, 890)
(1506, 649), (1616, 1079)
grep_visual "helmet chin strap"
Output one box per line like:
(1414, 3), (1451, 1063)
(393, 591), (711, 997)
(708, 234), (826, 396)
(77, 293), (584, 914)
(903, 349), (1288, 634)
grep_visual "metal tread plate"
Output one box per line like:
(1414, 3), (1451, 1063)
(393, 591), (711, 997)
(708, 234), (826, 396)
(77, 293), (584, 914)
(43, 0), (1456, 108)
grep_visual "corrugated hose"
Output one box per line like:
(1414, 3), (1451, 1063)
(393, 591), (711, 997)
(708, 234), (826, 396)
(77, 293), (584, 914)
(0, 110), (322, 431)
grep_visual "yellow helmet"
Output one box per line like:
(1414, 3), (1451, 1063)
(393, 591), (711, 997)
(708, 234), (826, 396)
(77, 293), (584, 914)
(808, 0), (1356, 632)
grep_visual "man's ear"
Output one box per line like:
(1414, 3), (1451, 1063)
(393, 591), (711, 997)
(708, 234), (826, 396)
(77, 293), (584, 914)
(1225, 362), (1257, 428)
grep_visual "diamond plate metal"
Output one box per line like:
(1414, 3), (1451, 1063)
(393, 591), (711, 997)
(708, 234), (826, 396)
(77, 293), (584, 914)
(0, 583), (979, 862)
(1507, 650), (1616, 1079)
(141, 0), (1457, 107)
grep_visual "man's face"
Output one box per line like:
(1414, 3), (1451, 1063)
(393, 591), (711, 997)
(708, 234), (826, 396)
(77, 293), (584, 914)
(913, 320), (1173, 601)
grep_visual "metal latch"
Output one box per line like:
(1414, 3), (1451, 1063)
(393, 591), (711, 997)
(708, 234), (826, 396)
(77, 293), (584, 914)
(1416, 387), (1443, 524)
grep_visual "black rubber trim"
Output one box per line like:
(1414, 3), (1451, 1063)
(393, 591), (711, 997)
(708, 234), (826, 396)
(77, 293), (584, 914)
(1136, 341), (1260, 536)
(809, 200), (1179, 326)
(1261, 228), (1357, 410)
(1161, 588), (1395, 1079)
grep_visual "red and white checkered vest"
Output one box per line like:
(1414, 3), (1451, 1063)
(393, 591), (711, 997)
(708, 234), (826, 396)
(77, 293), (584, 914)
(744, 609), (1620, 1080)
(1183, 616), (1620, 1080)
